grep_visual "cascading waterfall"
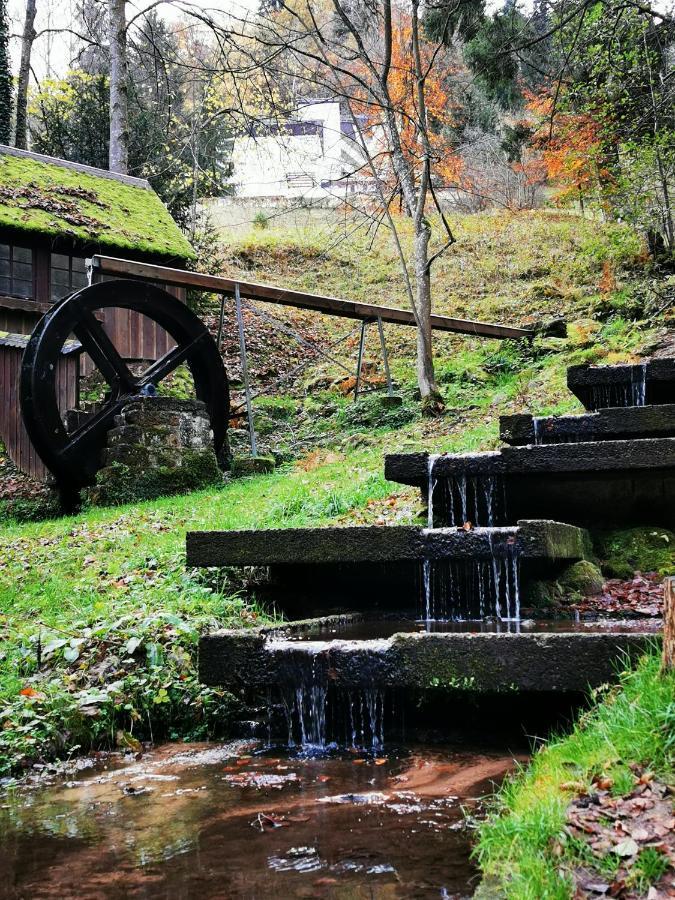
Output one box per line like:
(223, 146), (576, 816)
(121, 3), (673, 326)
(278, 683), (389, 750)
(419, 544), (521, 622)
(434, 473), (503, 527)
(631, 363), (647, 407)
(588, 366), (647, 410)
(268, 642), (391, 750)
(421, 453), (519, 624)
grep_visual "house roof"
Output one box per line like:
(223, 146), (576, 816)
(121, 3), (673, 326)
(0, 146), (195, 261)
(0, 330), (82, 354)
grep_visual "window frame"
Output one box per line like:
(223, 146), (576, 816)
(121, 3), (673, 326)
(0, 243), (35, 300)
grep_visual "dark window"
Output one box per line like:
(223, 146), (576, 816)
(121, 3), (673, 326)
(50, 253), (88, 301)
(0, 244), (34, 299)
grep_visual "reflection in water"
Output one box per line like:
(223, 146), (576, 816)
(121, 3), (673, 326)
(278, 617), (663, 642)
(0, 741), (519, 899)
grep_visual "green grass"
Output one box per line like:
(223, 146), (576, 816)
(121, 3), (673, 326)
(475, 651), (675, 898)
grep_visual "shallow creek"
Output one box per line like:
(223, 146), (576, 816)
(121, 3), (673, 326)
(0, 741), (522, 899)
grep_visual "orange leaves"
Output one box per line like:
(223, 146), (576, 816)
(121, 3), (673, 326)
(525, 88), (602, 199)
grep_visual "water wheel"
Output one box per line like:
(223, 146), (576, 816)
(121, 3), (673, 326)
(21, 279), (229, 490)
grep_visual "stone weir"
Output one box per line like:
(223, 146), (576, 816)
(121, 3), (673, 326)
(199, 621), (652, 695)
(187, 520), (589, 618)
(195, 358), (667, 725)
(385, 438), (675, 527)
(567, 358), (675, 409)
(500, 405), (675, 446)
(387, 358), (675, 528)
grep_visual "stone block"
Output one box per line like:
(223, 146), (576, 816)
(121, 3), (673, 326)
(198, 627), (655, 693)
(378, 395), (404, 408)
(101, 443), (151, 468)
(230, 456), (276, 478)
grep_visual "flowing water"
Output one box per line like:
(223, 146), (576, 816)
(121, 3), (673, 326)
(587, 365), (648, 409)
(276, 617), (663, 641)
(0, 741), (520, 899)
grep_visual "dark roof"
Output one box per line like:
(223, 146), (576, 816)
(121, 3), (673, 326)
(0, 330), (82, 354)
(0, 146), (195, 261)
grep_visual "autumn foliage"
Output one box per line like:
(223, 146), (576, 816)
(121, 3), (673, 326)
(526, 89), (604, 202)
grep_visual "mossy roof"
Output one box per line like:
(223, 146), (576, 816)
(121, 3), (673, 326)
(0, 148), (195, 261)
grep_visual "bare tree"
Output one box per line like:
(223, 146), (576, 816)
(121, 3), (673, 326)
(108, 0), (128, 173)
(210, 0), (462, 409)
(15, 0), (37, 149)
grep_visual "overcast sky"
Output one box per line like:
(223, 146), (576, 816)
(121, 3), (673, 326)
(7, 0), (673, 82)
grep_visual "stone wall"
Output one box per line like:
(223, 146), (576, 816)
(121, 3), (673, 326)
(88, 397), (222, 506)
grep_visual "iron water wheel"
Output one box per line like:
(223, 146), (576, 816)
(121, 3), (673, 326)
(20, 279), (229, 491)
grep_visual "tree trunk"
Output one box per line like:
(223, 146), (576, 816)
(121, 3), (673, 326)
(662, 576), (674, 674)
(0, 0), (12, 145)
(108, 0), (128, 174)
(413, 219), (438, 401)
(14, 0), (37, 149)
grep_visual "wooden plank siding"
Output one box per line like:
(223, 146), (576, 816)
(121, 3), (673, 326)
(0, 343), (78, 481)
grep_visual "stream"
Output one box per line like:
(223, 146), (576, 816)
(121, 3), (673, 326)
(0, 740), (521, 899)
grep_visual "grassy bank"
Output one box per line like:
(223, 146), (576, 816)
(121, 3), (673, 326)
(476, 651), (675, 898)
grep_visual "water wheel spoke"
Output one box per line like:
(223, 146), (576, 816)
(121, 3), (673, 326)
(59, 397), (125, 461)
(72, 302), (135, 392)
(138, 333), (208, 387)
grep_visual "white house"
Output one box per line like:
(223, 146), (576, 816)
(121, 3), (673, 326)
(229, 99), (373, 201)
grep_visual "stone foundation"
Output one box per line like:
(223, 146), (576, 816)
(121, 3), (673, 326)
(89, 397), (222, 505)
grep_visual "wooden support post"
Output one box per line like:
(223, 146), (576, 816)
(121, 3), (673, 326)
(662, 576), (674, 673)
(354, 319), (369, 402)
(234, 283), (257, 457)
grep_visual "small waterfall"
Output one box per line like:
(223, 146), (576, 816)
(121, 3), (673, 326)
(532, 418), (541, 445)
(631, 363), (647, 406)
(436, 474), (502, 527)
(268, 642), (390, 750)
(427, 454), (439, 528)
(588, 366), (647, 409)
(419, 545), (522, 622)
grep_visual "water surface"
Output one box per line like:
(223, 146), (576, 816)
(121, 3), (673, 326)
(0, 741), (519, 899)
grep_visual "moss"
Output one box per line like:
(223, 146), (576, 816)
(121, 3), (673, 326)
(0, 154), (194, 261)
(524, 579), (562, 609)
(558, 560), (605, 597)
(593, 527), (675, 579)
(231, 456), (276, 478)
(89, 450), (221, 506)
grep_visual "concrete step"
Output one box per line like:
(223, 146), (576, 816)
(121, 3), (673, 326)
(500, 405), (675, 445)
(384, 438), (675, 527)
(567, 359), (675, 409)
(199, 624), (655, 693)
(187, 520), (590, 618)
(186, 520), (588, 567)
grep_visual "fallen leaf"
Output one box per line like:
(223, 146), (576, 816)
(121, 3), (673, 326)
(19, 686), (41, 698)
(612, 838), (639, 857)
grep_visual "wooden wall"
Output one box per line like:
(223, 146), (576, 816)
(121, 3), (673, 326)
(0, 345), (78, 482)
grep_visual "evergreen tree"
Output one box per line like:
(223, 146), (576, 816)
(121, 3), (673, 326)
(0, 0), (12, 144)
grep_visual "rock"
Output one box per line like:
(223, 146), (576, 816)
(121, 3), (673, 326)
(594, 526), (675, 579)
(558, 560), (605, 598)
(378, 395), (403, 409)
(230, 456), (276, 477)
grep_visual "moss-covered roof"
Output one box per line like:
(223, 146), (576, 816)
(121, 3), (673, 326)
(0, 147), (195, 261)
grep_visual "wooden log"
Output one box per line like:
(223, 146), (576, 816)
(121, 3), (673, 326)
(663, 576), (675, 673)
(90, 255), (533, 341)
